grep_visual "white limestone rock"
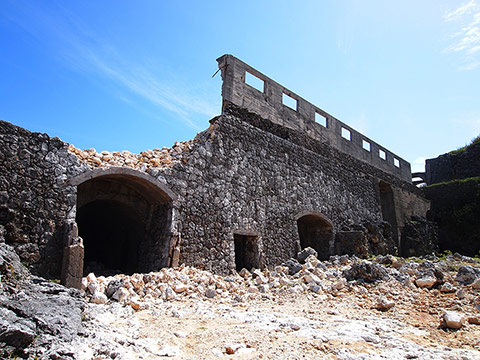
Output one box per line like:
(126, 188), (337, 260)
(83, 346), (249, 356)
(415, 275), (436, 288)
(112, 287), (129, 302)
(375, 297), (395, 311)
(91, 291), (107, 304)
(441, 311), (466, 329)
(440, 282), (456, 293)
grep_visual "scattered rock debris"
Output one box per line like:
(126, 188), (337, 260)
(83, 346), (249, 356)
(3, 240), (480, 359)
(68, 141), (194, 170)
(70, 253), (480, 360)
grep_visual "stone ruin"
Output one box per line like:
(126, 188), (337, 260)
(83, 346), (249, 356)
(0, 55), (431, 288)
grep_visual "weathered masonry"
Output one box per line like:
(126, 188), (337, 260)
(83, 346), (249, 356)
(0, 55), (430, 287)
(217, 55), (411, 182)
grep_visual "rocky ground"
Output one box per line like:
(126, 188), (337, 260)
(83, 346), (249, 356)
(2, 235), (480, 359)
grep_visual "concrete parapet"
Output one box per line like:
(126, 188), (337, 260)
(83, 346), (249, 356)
(217, 54), (411, 182)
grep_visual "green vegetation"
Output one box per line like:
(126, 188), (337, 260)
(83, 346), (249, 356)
(437, 250), (452, 261)
(425, 176), (480, 188)
(449, 134), (480, 155)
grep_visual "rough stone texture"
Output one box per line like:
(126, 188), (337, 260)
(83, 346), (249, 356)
(297, 247), (318, 264)
(0, 121), (87, 278)
(0, 56), (432, 279)
(0, 105), (431, 278)
(334, 221), (397, 258)
(281, 259), (303, 275)
(456, 265), (480, 285)
(424, 138), (480, 257)
(0, 227), (85, 358)
(343, 261), (389, 283)
(425, 140), (480, 185)
(441, 311), (466, 330)
(400, 216), (439, 257)
(424, 178), (480, 256)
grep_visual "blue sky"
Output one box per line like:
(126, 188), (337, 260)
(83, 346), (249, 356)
(1, 1), (479, 172)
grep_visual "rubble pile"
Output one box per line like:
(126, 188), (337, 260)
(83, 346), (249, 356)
(68, 140), (194, 169)
(0, 226), (86, 360)
(4, 244), (480, 359)
(73, 250), (480, 359)
(82, 252), (480, 326)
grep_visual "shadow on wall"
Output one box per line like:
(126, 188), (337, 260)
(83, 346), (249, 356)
(296, 211), (334, 260)
(378, 180), (398, 244)
(66, 168), (177, 281)
(77, 199), (144, 275)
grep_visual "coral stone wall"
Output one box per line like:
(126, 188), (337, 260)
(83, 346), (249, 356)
(155, 105), (428, 271)
(0, 120), (87, 277)
(0, 105), (429, 277)
(425, 141), (480, 185)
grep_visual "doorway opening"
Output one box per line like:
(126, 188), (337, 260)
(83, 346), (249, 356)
(378, 180), (398, 243)
(297, 212), (334, 260)
(76, 200), (143, 275)
(234, 233), (261, 271)
(72, 168), (176, 277)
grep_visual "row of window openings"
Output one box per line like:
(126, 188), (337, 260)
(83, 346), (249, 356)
(246, 71), (328, 126)
(343, 130), (399, 166)
(246, 72), (400, 168)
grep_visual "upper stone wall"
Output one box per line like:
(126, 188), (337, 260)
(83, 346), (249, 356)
(425, 140), (480, 185)
(0, 120), (88, 277)
(217, 54), (412, 182)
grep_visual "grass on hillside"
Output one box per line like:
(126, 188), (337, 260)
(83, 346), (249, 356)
(424, 176), (480, 188)
(449, 135), (480, 155)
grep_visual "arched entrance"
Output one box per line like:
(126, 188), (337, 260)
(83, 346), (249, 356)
(378, 180), (398, 244)
(76, 200), (144, 275)
(296, 211), (334, 260)
(70, 167), (177, 277)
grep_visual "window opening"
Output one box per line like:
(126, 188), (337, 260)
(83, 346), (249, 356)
(297, 214), (333, 260)
(245, 71), (264, 93)
(341, 127), (351, 141)
(282, 93), (297, 110)
(362, 140), (371, 151)
(315, 112), (327, 127)
(379, 149), (386, 160)
(234, 234), (260, 271)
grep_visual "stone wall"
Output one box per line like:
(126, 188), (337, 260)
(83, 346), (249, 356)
(0, 102), (430, 280)
(156, 104), (428, 271)
(0, 120), (87, 278)
(217, 55), (412, 181)
(424, 137), (480, 256)
(425, 140), (480, 185)
(424, 179), (480, 256)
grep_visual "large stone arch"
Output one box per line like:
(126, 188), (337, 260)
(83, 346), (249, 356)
(295, 210), (334, 260)
(378, 180), (398, 245)
(62, 167), (179, 287)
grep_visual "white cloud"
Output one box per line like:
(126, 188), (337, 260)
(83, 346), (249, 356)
(444, 1), (480, 70)
(444, 0), (477, 22)
(4, 1), (217, 128)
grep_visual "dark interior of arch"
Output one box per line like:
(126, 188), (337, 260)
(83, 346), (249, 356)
(379, 181), (398, 243)
(76, 175), (172, 276)
(297, 214), (333, 260)
(78, 200), (143, 276)
(234, 234), (260, 271)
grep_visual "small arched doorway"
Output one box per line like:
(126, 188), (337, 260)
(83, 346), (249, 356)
(76, 199), (144, 275)
(296, 211), (334, 260)
(378, 180), (398, 244)
(70, 167), (177, 277)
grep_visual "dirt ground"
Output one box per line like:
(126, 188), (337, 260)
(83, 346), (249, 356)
(74, 258), (480, 360)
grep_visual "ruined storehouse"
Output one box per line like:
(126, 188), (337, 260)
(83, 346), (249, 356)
(0, 55), (429, 287)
